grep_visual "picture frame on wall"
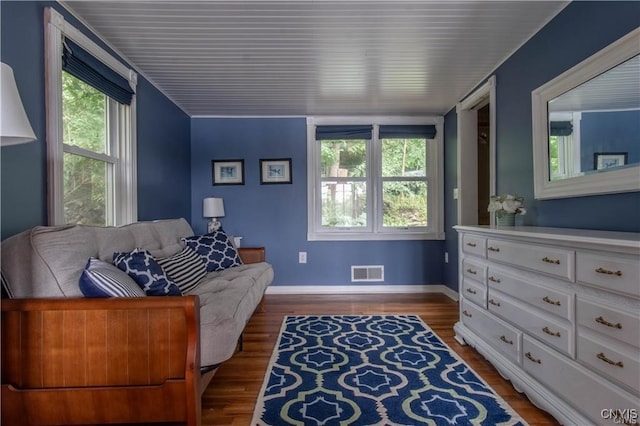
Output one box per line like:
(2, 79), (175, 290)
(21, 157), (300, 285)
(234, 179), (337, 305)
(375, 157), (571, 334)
(212, 159), (244, 185)
(594, 152), (627, 170)
(260, 158), (292, 184)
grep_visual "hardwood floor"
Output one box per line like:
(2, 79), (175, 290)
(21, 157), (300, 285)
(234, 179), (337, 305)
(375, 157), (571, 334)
(201, 293), (559, 425)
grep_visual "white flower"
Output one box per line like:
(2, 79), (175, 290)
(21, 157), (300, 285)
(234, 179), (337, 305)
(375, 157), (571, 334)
(502, 198), (521, 213)
(487, 194), (526, 217)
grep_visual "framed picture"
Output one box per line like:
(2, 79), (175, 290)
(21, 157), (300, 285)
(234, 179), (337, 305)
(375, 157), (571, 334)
(594, 152), (627, 170)
(260, 158), (292, 184)
(212, 159), (244, 185)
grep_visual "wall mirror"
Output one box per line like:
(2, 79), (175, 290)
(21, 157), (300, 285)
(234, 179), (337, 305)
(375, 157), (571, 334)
(532, 27), (640, 199)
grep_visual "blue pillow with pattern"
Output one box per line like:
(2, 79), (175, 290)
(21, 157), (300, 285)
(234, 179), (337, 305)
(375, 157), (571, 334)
(182, 229), (243, 272)
(113, 248), (182, 296)
(79, 258), (146, 298)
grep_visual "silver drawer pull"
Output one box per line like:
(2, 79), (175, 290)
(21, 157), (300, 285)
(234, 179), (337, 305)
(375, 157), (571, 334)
(466, 242), (477, 247)
(597, 352), (624, 368)
(466, 268), (477, 275)
(488, 246), (500, 252)
(489, 299), (501, 307)
(542, 326), (561, 337)
(500, 335), (513, 345)
(462, 310), (472, 318)
(525, 352), (541, 364)
(595, 316), (622, 329)
(465, 288), (477, 295)
(595, 267), (623, 277)
(488, 276), (501, 283)
(542, 296), (561, 306)
(541, 256), (560, 265)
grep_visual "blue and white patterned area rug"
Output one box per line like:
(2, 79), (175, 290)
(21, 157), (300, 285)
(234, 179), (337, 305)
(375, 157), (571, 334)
(252, 315), (527, 426)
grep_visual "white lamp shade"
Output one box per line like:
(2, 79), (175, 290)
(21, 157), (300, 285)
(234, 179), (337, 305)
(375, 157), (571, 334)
(203, 197), (225, 218)
(1, 62), (36, 146)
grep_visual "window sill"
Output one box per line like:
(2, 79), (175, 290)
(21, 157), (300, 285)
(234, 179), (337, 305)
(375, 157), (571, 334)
(307, 231), (445, 241)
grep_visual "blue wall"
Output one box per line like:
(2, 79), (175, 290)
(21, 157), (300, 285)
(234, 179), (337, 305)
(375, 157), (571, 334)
(3, 1), (638, 292)
(0, 1), (191, 239)
(443, 1), (640, 291)
(580, 110), (640, 172)
(191, 118), (445, 287)
(492, 1), (640, 230)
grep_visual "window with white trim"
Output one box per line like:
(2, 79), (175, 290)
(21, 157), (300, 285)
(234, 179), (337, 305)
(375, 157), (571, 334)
(45, 7), (137, 226)
(307, 117), (444, 241)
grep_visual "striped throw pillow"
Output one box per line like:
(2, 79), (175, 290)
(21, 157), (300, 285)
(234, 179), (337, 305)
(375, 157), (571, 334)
(79, 258), (146, 297)
(157, 247), (207, 293)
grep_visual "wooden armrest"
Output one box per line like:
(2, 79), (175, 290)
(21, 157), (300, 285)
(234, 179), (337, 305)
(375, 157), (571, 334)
(1, 296), (201, 425)
(238, 246), (265, 264)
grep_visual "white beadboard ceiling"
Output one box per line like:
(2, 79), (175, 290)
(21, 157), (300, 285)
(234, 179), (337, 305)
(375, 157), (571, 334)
(61, 1), (569, 117)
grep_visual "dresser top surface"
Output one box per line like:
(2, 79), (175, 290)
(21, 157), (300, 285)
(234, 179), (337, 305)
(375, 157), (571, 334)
(454, 225), (640, 249)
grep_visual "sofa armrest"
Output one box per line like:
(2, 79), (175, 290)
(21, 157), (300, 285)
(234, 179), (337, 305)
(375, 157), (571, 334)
(238, 246), (265, 264)
(1, 296), (201, 425)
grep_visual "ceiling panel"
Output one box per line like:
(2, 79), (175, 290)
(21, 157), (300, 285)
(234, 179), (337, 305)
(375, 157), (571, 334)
(61, 1), (569, 116)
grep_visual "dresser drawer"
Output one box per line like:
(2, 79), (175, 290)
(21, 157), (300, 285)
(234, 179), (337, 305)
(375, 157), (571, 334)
(461, 300), (521, 365)
(487, 266), (572, 321)
(461, 278), (486, 308)
(488, 290), (573, 357)
(486, 238), (574, 281)
(576, 251), (640, 298)
(462, 258), (486, 284)
(462, 234), (486, 258)
(577, 297), (640, 349)
(523, 335), (638, 425)
(577, 329), (640, 395)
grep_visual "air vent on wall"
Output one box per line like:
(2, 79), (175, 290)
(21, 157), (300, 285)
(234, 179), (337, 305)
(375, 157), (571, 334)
(351, 265), (384, 282)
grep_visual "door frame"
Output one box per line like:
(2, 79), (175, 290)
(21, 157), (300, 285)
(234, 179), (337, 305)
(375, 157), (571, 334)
(456, 75), (496, 226)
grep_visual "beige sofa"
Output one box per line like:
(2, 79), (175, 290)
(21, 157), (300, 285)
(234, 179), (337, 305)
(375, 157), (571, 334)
(0, 218), (273, 425)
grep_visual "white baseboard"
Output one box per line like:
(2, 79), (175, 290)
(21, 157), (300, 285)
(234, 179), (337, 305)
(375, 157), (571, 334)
(266, 284), (459, 301)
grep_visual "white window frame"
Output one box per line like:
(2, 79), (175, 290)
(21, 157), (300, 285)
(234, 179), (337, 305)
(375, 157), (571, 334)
(307, 116), (444, 241)
(45, 7), (137, 226)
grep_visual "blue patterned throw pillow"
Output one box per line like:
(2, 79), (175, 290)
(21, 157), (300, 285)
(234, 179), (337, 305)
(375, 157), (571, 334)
(182, 229), (243, 272)
(79, 258), (146, 298)
(113, 248), (182, 296)
(157, 247), (207, 293)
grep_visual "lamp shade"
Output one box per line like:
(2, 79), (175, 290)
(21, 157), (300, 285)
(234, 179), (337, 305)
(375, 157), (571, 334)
(203, 197), (225, 218)
(1, 62), (36, 146)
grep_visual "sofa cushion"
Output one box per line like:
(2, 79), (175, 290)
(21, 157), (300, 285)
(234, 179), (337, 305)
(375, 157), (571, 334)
(113, 248), (182, 296)
(187, 262), (274, 367)
(79, 258), (146, 297)
(156, 247), (207, 293)
(182, 229), (242, 272)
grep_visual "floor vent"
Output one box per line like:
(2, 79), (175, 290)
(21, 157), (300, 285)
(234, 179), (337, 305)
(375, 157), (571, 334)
(351, 265), (384, 282)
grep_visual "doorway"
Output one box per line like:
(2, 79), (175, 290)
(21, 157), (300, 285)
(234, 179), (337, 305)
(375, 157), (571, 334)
(456, 76), (496, 226)
(477, 104), (491, 225)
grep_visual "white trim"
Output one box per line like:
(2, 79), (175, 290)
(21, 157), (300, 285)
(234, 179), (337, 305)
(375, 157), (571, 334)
(45, 7), (138, 226)
(532, 27), (640, 200)
(307, 116), (445, 241)
(266, 284), (458, 301)
(456, 76), (497, 226)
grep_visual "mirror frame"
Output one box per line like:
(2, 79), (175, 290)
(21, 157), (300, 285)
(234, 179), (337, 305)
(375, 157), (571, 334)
(532, 27), (640, 200)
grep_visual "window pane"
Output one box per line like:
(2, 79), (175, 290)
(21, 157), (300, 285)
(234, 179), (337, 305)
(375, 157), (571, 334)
(382, 181), (427, 227)
(63, 153), (110, 226)
(62, 71), (107, 154)
(321, 181), (367, 227)
(382, 138), (426, 177)
(320, 140), (366, 178)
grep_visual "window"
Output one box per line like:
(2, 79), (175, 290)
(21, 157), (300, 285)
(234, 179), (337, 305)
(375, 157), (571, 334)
(548, 113), (580, 181)
(45, 7), (137, 226)
(307, 117), (444, 241)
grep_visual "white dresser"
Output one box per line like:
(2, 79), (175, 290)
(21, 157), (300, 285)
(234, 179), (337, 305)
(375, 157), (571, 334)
(454, 226), (640, 426)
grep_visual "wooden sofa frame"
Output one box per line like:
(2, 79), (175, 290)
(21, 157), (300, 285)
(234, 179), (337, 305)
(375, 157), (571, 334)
(1, 247), (265, 426)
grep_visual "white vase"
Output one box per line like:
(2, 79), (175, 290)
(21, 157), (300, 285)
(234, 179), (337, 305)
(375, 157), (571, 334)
(496, 213), (515, 227)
